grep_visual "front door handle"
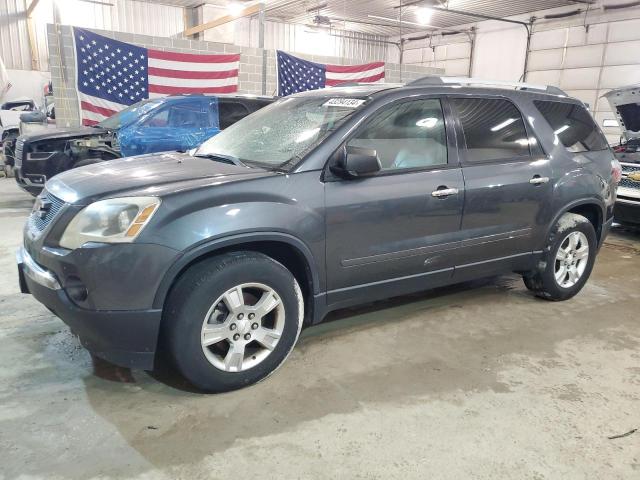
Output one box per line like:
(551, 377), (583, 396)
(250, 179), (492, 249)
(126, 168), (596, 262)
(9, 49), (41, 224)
(529, 175), (550, 185)
(431, 186), (459, 198)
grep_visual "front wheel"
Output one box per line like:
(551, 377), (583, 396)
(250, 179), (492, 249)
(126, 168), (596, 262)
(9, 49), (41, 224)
(163, 252), (304, 392)
(523, 212), (597, 301)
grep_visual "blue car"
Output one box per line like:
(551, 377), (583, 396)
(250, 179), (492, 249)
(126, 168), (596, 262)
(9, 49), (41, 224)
(14, 94), (274, 195)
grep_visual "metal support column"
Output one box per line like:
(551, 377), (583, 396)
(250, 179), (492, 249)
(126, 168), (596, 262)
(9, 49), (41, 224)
(259, 1), (267, 95)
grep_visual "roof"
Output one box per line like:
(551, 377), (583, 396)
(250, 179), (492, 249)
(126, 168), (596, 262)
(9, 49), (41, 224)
(162, 93), (275, 101)
(290, 77), (572, 102)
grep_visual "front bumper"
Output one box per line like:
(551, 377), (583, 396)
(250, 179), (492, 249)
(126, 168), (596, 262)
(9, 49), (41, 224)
(17, 246), (162, 370)
(614, 197), (640, 226)
(14, 167), (45, 196)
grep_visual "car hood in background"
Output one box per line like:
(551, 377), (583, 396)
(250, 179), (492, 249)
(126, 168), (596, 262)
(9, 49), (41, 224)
(19, 126), (110, 143)
(604, 85), (640, 140)
(45, 151), (277, 204)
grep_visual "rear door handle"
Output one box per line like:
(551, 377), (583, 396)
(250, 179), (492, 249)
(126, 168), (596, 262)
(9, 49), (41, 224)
(529, 175), (550, 185)
(431, 187), (459, 198)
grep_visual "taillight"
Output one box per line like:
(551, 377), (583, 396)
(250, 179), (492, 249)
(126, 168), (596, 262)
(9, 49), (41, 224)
(611, 159), (622, 184)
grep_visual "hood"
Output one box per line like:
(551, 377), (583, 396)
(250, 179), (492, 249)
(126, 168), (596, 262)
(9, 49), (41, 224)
(46, 151), (277, 204)
(20, 126), (109, 144)
(604, 86), (640, 140)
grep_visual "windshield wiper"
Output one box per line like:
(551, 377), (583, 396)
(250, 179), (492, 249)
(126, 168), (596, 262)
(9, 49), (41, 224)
(272, 154), (304, 173)
(193, 152), (246, 167)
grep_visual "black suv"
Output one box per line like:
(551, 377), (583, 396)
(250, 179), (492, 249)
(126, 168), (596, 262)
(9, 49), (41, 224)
(18, 78), (619, 392)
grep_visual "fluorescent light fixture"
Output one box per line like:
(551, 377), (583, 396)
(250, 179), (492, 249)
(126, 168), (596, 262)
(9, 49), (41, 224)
(416, 7), (432, 25)
(602, 119), (618, 128)
(554, 124), (570, 135)
(490, 118), (517, 132)
(227, 1), (244, 16)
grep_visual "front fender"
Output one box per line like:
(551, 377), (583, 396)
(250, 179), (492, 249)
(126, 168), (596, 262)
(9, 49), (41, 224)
(152, 231), (321, 309)
(140, 171), (326, 309)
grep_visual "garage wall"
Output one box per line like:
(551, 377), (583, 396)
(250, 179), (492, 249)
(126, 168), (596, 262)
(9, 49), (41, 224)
(391, 2), (640, 144)
(198, 5), (392, 63)
(391, 34), (473, 77)
(0, 0), (185, 72)
(3, 69), (51, 105)
(527, 16), (640, 143)
(48, 25), (443, 128)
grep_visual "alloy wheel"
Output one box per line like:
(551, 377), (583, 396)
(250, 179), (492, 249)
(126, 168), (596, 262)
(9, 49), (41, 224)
(554, 231), (590, 288)
(200, 283), (285, 372)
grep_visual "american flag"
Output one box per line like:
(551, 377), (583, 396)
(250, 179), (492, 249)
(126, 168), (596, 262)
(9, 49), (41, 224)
(73, 28), (240, 126)
(276, 50), (385, 96)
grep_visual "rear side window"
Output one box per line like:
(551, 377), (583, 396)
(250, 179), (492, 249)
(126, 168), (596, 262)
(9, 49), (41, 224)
(451, 98), (531, 162)
(534, 100), (608, 152)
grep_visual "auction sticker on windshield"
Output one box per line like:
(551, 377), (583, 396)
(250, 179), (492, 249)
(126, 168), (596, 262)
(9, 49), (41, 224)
(322, 98), (366, 108)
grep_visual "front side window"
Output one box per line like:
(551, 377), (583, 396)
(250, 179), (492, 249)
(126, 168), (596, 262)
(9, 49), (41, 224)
(98, 99), (162, 130)
(141, 101), (211, 129)
(348, 98), (447, 171)
(451, 98), (531, 162)
(534, 100), (609, 153)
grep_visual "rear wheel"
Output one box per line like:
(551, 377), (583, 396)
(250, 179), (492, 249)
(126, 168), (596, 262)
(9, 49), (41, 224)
(523, 212), (597, 301)
(163, 252), (304, 392)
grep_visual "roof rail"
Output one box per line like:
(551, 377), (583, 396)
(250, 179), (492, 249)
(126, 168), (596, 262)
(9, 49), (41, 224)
(406, 76), (567, 96)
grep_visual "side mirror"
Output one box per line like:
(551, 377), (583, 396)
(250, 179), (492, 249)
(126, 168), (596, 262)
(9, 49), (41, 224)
(333, 145), (381, 178)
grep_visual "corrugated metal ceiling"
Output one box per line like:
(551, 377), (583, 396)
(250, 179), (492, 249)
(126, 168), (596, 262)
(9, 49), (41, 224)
(145, 0), (587, 36)
(264, 0), (586, 36)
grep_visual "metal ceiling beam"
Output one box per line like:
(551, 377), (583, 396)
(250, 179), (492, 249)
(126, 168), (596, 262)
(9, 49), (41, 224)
(26, 0), (41, 17)
(184, 2), (262, 36)
(25, 0), (42, 71)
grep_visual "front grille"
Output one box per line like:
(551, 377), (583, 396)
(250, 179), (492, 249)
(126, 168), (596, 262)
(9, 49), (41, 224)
(28, 190), (65, 233)
(620, 164), (640, 191)
(14, 139), (24, 168)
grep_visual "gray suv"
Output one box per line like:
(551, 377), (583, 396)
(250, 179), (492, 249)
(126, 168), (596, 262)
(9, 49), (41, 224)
(17, 78), (619, 392)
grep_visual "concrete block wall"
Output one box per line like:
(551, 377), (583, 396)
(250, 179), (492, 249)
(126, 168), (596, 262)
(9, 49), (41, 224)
(47, 23), (265, 127)
(48, 24), (443, 127)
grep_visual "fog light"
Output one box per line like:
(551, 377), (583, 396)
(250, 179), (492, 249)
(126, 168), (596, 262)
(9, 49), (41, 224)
(65, 276), (88, 303)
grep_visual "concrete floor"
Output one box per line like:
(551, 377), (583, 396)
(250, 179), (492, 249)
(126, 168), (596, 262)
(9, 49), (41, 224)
(0, 177), (639, 480)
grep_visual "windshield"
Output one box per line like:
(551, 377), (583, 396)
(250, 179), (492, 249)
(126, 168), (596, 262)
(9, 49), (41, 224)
(195, 96), (363, 169)
(98, 99), (163, 130)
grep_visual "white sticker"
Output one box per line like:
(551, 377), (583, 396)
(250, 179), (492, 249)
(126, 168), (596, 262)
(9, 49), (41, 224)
(322, 98), (366, 108)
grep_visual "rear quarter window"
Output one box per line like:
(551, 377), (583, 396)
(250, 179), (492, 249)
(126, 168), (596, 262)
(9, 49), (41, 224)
(534, 100), (609, 152)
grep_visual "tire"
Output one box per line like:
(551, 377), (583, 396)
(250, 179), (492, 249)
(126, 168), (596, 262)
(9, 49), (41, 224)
(163, 251), (304, 393)
(523, 212), (597, 301)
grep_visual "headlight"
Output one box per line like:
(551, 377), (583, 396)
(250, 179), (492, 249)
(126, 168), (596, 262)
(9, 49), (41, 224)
(59, 197), (160, 250)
